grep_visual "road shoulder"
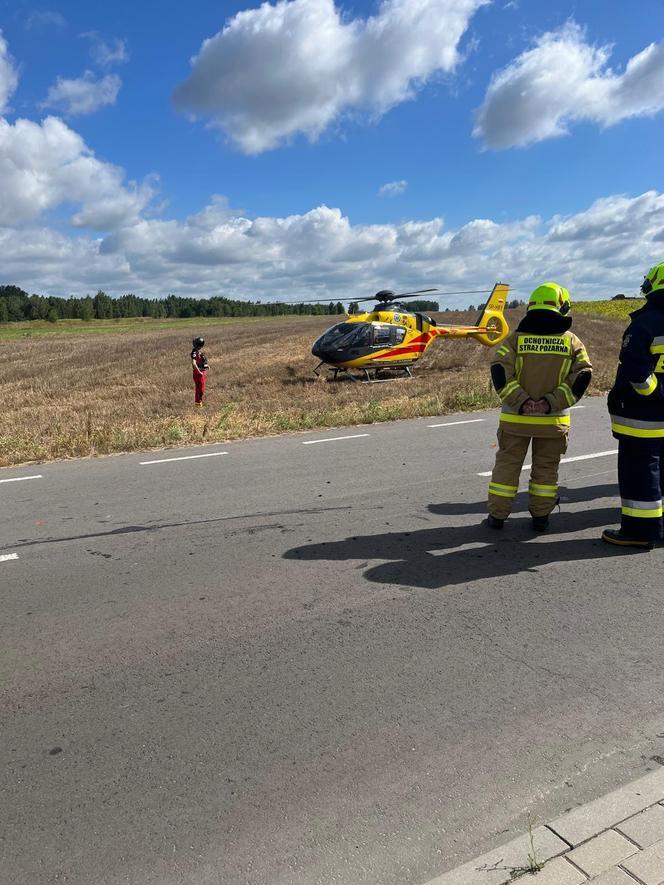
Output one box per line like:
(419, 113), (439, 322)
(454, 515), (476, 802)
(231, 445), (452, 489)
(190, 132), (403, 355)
(428, 767), (664, 883)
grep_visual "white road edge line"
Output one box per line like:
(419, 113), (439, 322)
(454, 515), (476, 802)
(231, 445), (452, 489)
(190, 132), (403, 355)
(0, 474), (43, 484)
(477, 449), (618, 477)
(428, 419), (485, 428)
(0, 553), (18, 562)
(140, 452), (228, 465)
(302, 433), (370, 445)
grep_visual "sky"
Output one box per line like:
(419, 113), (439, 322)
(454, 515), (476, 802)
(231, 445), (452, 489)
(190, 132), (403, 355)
(0, 0), (663, 306)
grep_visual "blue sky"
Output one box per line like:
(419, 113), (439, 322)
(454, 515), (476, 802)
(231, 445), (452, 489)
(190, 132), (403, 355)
(0, 0), (663, 303)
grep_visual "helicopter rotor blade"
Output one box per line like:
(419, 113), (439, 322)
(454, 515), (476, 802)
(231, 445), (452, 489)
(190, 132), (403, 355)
(355, 294), (391, 303)
(250, 287), (494, 306)
(354, 287), (491, 303)
(353, 289), (439, 304)
(269, 298), (352, 305)
(393, 288), (439, 298)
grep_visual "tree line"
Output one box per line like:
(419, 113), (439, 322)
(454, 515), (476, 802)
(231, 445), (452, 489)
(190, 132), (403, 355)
(0, 286), (347, 323)
(0, 285), (526, 324)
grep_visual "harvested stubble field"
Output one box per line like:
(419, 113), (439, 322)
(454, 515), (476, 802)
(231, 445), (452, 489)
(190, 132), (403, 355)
(0, 307), (628, 466)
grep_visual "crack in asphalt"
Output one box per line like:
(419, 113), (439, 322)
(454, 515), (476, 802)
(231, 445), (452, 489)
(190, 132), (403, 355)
(455, 608), (635, 717)
(8, 505), (370, 549)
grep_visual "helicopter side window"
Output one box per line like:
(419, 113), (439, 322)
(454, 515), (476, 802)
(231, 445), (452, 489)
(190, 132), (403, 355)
(392, 326), (407, 344)
(373, 325), (392, 346)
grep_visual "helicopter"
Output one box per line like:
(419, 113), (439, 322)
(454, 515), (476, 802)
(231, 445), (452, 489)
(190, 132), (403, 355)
(311, 283), (510, 382)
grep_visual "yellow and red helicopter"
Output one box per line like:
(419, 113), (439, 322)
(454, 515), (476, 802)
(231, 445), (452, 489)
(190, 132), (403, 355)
(311, 283), (510, 381)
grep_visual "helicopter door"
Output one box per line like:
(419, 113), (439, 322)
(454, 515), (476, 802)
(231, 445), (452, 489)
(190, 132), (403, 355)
(347, 324), (372, 355)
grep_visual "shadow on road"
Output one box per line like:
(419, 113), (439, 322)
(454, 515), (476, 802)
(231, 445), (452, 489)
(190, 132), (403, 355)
(284, 485), (640, 592)
(429, 482), (618, 518)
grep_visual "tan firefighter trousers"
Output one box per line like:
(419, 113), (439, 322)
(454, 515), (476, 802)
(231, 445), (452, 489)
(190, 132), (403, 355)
(488, 428), (568, 519)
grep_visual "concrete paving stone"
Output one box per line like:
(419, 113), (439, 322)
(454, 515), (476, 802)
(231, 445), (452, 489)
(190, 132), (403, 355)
(425, 826), (569, 885)
(621, 836), (664, 884)
(549, 768), (664, 846)
(617, 802), (664, 849)
(515, 856), (586, 884)
(589, 868), (644, 884)
(567, 829), (639, 876)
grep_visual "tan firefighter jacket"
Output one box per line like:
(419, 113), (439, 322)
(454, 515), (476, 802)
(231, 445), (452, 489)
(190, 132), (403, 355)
(491, 318), (592, 438)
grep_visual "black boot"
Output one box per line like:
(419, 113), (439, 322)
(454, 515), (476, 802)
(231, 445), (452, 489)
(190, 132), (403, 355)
(532, 514), (549, 532)
(486, 514), (505, 530)
(601, 529), (654, 550)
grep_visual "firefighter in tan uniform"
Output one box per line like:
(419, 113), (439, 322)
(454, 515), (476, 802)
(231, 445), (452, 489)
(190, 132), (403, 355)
(487, 283), (592, 531)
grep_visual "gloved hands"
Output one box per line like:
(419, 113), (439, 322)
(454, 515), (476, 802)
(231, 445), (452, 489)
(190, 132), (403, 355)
(521, 398), (551, 415)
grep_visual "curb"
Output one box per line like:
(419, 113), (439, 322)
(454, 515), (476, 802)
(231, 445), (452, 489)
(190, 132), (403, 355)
(426, 767), (664, 884)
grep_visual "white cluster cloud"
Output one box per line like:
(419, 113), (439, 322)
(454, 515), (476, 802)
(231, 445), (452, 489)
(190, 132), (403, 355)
(40, 33), (128, 118)
(0, 32), (18, 114)
(173, 0), (488, 153)
(86, 35), (129, 68)
(0, 116), (155, 229)
(3, 192), (664, 302)
(475, 23), (664, 149)
(25, 10), (68, 31)
(42, 71), (121, 116)
(0, 33), (147, 232)
(379, 180), (408, 197)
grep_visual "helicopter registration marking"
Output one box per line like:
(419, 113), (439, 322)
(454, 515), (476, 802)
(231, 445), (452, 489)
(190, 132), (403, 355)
(428, 419), (485, 428)
(302, 433), (370, 445)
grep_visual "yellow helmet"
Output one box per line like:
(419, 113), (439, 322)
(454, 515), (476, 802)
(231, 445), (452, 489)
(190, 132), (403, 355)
(641, 262), (664, 296)
(527, 282), (571, 315)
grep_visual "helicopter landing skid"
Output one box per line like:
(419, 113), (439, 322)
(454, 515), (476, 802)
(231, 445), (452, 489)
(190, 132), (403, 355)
(319, 365), (413, 383)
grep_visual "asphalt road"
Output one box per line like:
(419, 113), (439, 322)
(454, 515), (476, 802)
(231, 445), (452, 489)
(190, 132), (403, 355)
(2, 395), (664, 885)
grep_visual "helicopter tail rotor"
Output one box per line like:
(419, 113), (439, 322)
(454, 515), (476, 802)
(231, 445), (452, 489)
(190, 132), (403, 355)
(469, 283), (510, 346)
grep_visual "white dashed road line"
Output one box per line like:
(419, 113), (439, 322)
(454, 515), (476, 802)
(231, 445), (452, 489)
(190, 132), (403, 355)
(428, 419), (485, 428)
(0, 554), (18, 563)
(477, 449), (618, 477)
(558, 449), (618, 466)
(140, 452), (228, 465)
(302, 434), (370, 445)
(0, 474), (43, 484)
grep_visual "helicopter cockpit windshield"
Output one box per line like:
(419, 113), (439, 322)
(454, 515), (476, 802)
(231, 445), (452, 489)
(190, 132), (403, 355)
(315, 323), (372, 350)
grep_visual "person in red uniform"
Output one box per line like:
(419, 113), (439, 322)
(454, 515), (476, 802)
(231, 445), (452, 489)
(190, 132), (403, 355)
(191, 336), (208, 406)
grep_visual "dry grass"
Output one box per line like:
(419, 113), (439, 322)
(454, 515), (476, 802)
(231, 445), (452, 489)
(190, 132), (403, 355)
(0, 308), (623, 466)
